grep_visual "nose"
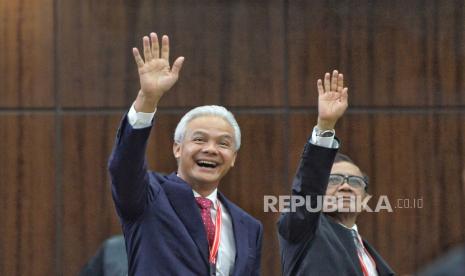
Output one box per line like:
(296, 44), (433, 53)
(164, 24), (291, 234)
(338, 181), (353, 192)
(201, 141), (218, 154)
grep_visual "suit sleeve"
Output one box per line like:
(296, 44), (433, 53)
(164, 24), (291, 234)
(277, 141), (338, 243)
(108, 114), (160, 221)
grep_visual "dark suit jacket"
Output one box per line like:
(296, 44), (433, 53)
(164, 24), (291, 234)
(108, 115), (263, 276)
(417, 245), (465, 276)
(79, 235), (127, 276)
(277, 142), (394, 276)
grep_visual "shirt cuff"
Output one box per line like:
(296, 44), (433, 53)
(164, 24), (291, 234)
(127, 103), (156, 129)
(309, 126), (339, 149)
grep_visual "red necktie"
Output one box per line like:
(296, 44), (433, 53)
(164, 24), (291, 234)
(195, 197), (215, 247)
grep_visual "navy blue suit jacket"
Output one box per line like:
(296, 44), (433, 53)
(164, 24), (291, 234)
(108, 116), (263, 276)
(278, 142), (394, 276)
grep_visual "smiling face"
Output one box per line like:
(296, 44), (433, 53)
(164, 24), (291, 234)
(173, 115), (237, 188)
(325, 161), (368, 212)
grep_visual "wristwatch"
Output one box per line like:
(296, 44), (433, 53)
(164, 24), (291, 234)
(315, 128), (335, 137)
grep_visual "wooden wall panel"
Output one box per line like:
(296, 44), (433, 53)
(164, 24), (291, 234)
(430, 0), (465, 107)
(0, 0), (54, 107)
(0, 115), (55, 275)
(287, 0), (465, 107)
(58, 1), (132, 108)
(61, 115), (123, 275)
(287, 0), (345, 107)
(58, 0), (285, 108)
(132, 0), (286, 108)
(288, 113), (465, 274)
(58, 0), (228, 108)
(222, 114), (287, 276)
(145, 112), (182, 174)
(221, 1), (285, 107)
(129, 0), (227, 108)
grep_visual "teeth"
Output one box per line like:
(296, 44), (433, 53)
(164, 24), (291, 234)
(197, 160), (218, 168)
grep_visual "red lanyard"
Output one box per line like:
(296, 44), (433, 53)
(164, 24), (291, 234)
(355, 235), (376, 276)
(357, 252), (369, 276)
(209, 200), (222, 264)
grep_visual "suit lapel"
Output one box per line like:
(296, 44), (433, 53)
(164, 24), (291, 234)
(326, 216), (394, 275)
(327, 217), (364, 276)
(162, 174), (210, 266)
(363, 240), (394, 275)
(218, 193), (248, 276)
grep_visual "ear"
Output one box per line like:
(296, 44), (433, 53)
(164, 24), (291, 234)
(230, 151), (237, 167)
(173, 142), (181, 159)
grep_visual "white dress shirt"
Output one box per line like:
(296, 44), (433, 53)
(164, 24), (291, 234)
(341, 224), (379, 276)
(193, 189), (236, 276)
(127, 104), (236, 275)
(310, 126), (339, 149)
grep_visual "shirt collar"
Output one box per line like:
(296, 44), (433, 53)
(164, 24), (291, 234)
(193, 189), (218, 210)
(339, 222), (359, 233)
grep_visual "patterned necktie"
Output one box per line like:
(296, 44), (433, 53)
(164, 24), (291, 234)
(351, 229), (376, 276)
(195, 197), (215, 247)
(351, 229), (363, 250)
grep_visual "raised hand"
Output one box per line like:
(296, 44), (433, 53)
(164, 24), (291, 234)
(133, 33), (184, 112)
(316, 70), (348, 130)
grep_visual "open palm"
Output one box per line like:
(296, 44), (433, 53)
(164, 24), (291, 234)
(317, 70), (348, 128)
(133, 33), (184, 100)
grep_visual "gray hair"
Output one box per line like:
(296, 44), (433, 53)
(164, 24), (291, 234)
(174, 105), (241, 151)
(334, 152), (369, 190)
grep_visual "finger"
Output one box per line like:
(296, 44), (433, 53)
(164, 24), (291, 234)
(323, 72), (330, 92)
(331, 70), (338, 92)
(317, 79), (324, 95)
(132, 48), (144, 68)
(161, 35), (169, 61)
(340, 87), (349, 103)
(150, 32), (159, 59)
(337, 73), (344, 93)
(143, 36), (153, 61)
(171, 56), (185, 77)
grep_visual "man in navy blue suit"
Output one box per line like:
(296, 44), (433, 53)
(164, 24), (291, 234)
(108, 32), (263, 275)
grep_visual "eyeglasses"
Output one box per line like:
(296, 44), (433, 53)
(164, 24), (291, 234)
(328, 174), (367, 189)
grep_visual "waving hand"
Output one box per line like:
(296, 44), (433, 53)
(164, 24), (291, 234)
(133, 33), (184, 112)
(317, 70), (348, 130)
